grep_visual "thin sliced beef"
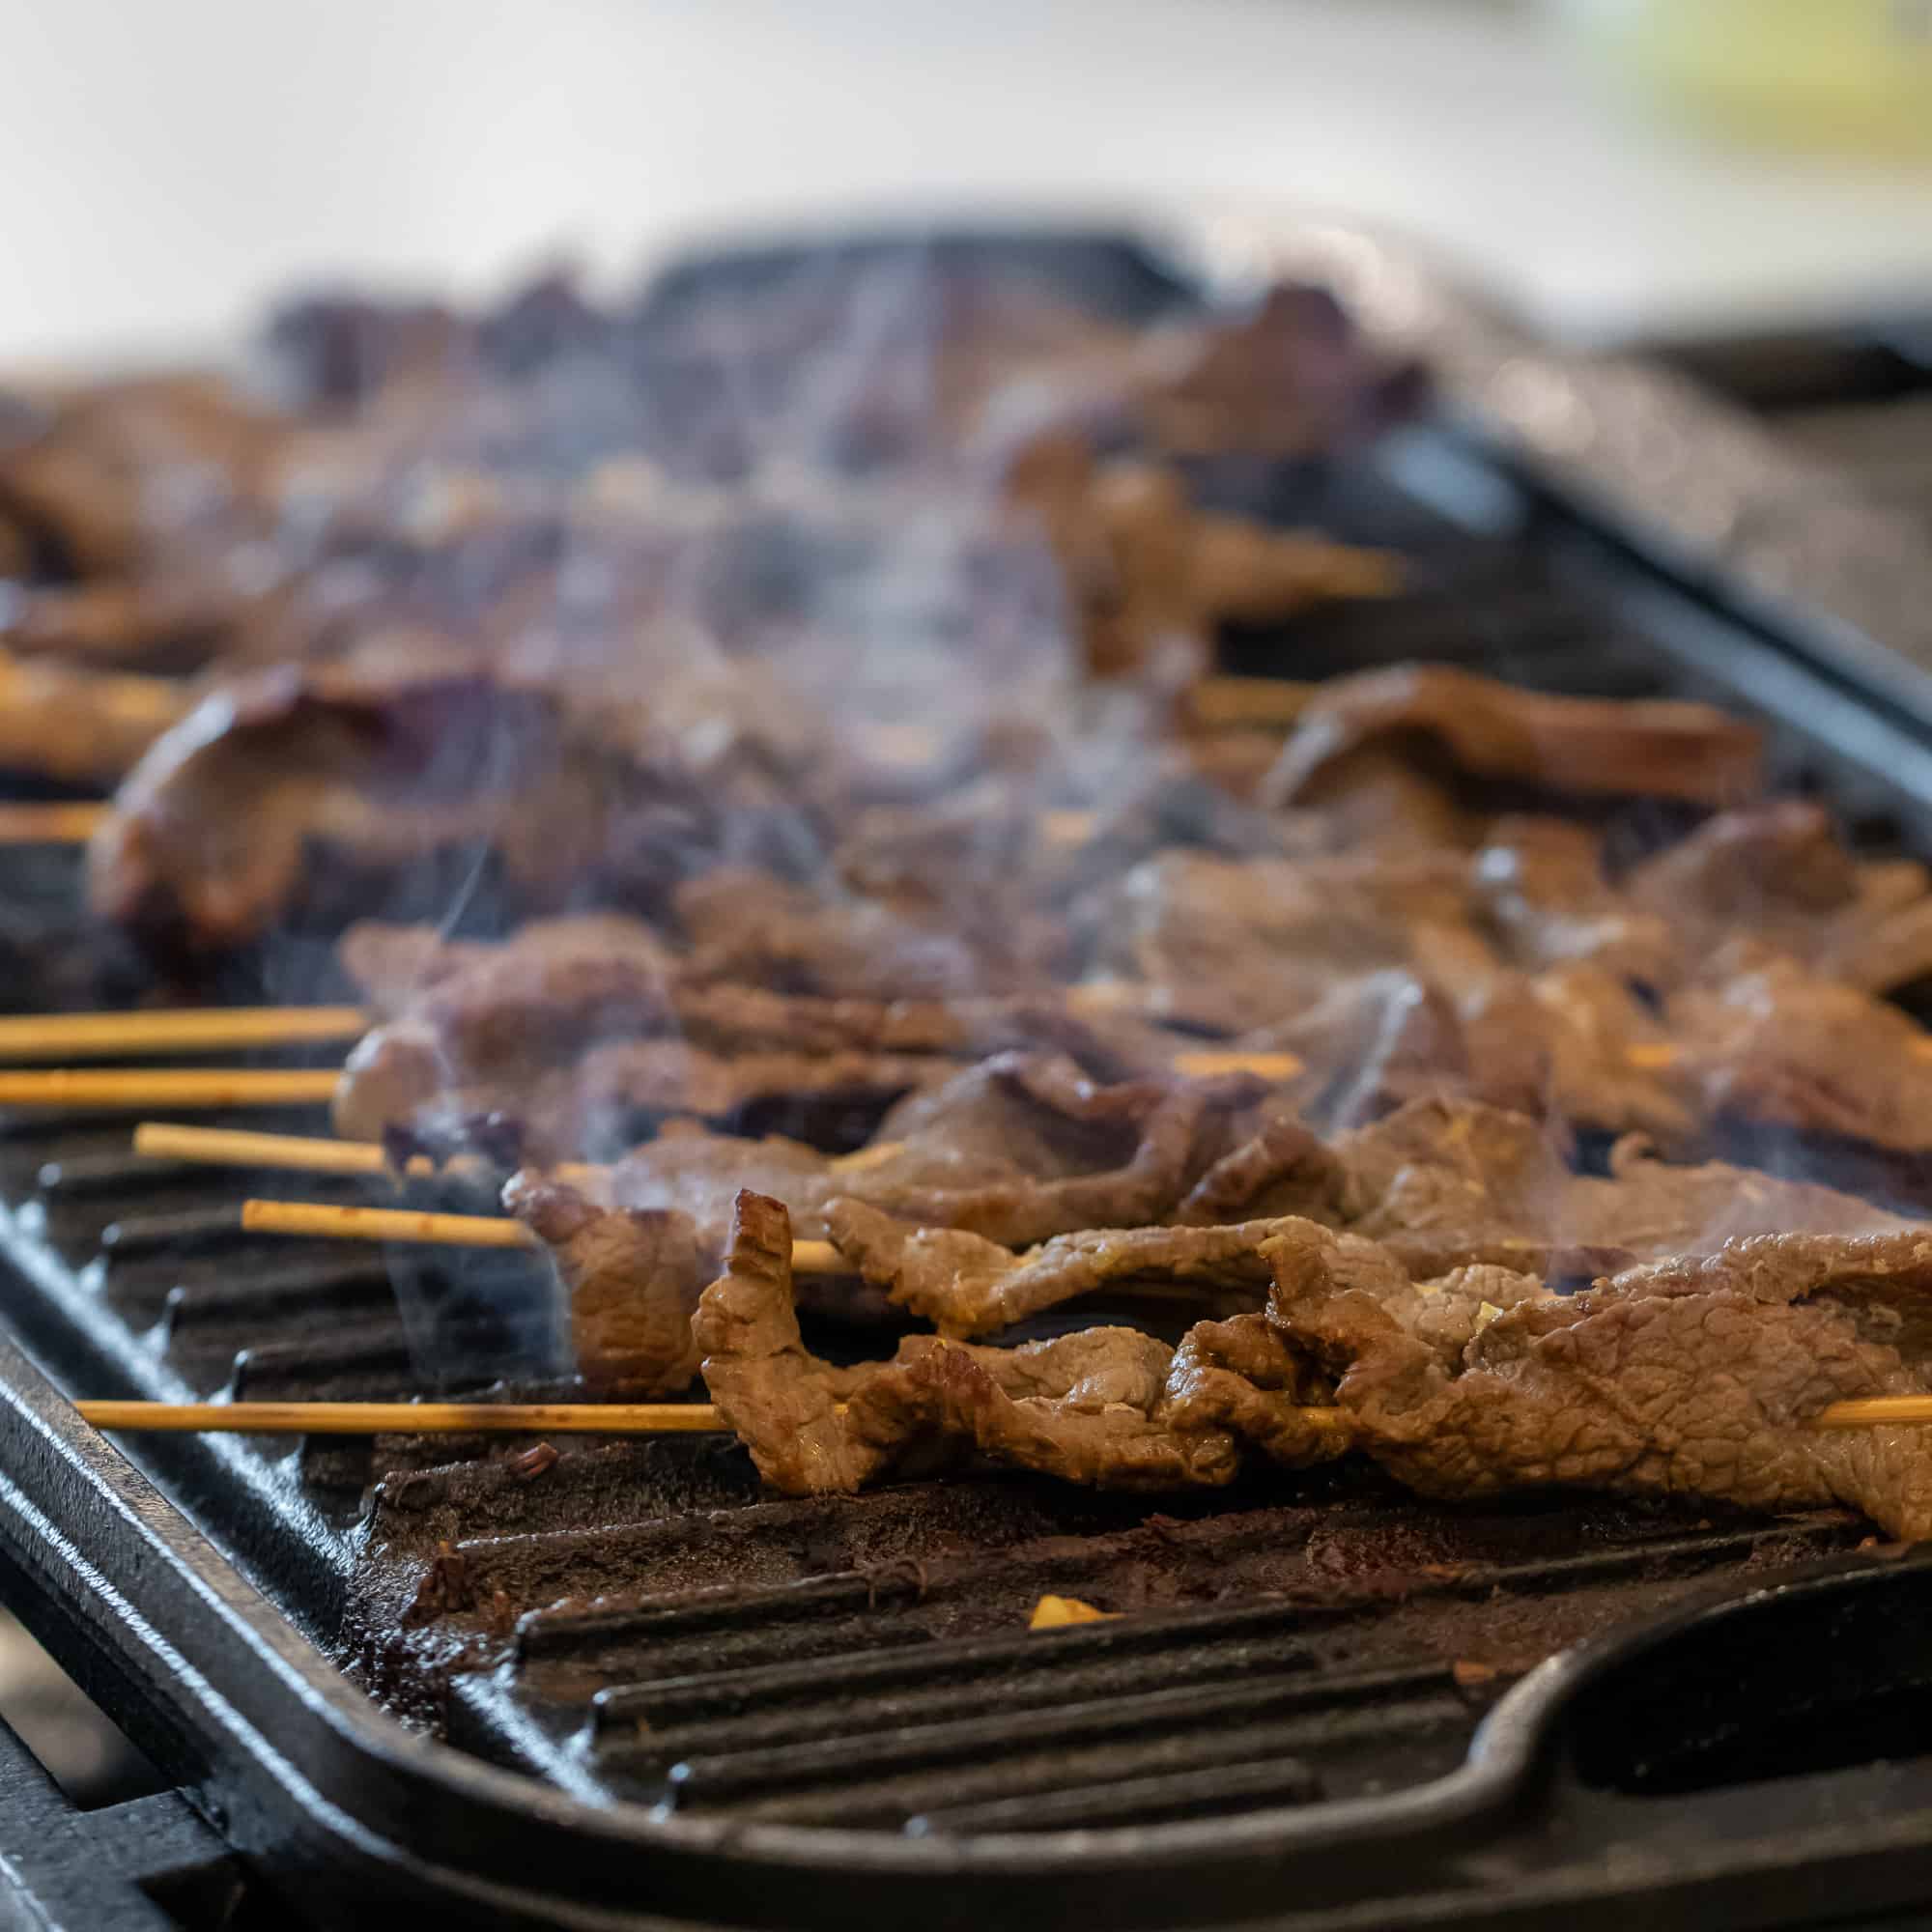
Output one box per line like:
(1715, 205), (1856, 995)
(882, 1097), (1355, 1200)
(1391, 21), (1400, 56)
(334, 1030), (949, 1162)
(1618, 805), (1932, 1001)
(504, 1176), (705, 1390)
(1264, 1224), (1932, 1541)
(840, 1052), (1216, 1244)
(824, 1198), (1293, 1338)
(1667, 946), (1932, 1154)
(694, 1190), (1244, 1495)
(676, 867), (1065, 1000)
(601, 1050), (1224, 1249)
(1263, 663), (1763, 810)
(1473, 818), (1678, 986)
(1182, 1096), (1915, 1279)
(1081, 848), (1475, 1035)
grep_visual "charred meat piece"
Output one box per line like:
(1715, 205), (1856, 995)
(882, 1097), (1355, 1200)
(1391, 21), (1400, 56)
(1264, 1223), (1932, 1541)
(1003, 438), (1397, 678)
(504, 1176), (706, 1391)
(694, 1190), (1250, 1495)
(1264, 664), (1763, 811)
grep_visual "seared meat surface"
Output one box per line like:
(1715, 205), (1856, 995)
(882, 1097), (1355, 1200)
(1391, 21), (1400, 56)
(1266, 1223), (1932, 1541)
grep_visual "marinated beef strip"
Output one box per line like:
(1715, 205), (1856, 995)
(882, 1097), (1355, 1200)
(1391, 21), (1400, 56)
(673, 867), (1066, 1001)
(1081, 848), (1476, 1036)
(88, 670), (625, 953)
(503, 1175), (706, 1390)
(823, 1199), (1296, 1338)
(341, 916), (1161, 1073)
(1264, 663), (1764, 812)
(1471, 818), (1678, 986)
(596, 1051), (1226, 1249)
(1005, 438), (1397, 678)
(1624, 801), (1932, 996)
(1666, 946), (1932, 1155)
(1264, 1224), (1932, 1541)
(694, 1190), (1277, 1496)
(340, 1036), (951, 1165)
(1176, 1096), (1915, 1278)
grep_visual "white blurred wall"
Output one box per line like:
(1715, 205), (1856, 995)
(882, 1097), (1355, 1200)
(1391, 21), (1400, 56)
(5, 0), (1932, 361)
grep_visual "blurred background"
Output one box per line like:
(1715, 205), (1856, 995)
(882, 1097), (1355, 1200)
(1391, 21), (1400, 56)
(6, 0), (1932, 365)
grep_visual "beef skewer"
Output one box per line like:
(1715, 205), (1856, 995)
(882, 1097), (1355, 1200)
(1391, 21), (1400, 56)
(77, 1400), (727, 1435)
(237, 1195), (847, 1276)
(65, 1392), (1932, 1437)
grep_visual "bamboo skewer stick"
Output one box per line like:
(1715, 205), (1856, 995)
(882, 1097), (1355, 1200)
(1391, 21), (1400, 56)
(68, 1391), (1930, 1440)
(0, 1068), (342, 1109)
(1809, 1396), (1932, 1430)
(0, 1007), (370, 1062)
(60, 1396), (1907, 1446)
(1186, 676), (1316, 730)
(76, 1400), (727, 1435)
(133, 1122), (601, 1187)
(0, 802), (109, 843)
(239, 1197), (846, 1275)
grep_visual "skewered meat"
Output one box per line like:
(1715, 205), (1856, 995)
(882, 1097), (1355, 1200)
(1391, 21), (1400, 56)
(1080, 848), (1475, 1035)
(692, 1190), (1263, 1495)
(810, 1095), (1915, 1339)
(1264, 1222), (1932, 1541)
(594, 1052), (1229, 1246)
(1666, 945), (1932, 1155)
(1264, 664), (1763, 811)
(1471, 817), (1678, 986)
(355, 1040), (952, 1167)
(674, 867), (1065, 1000)
(503, 1177), (705, 1390)
(89, 667), (820, 954)
(823, 1200), (1289, 1338)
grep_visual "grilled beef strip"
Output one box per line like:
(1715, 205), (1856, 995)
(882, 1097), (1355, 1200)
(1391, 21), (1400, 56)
(822, 1200), (1297, 1338)
(814, 1095), (1916, 1342)
(593, 1051), (1230, 1247)
(1264, 1222), (1932, 1542)
(695, 1189), (1321, 1496)
(1263, 662), (1764, 811)
(503, 1175), (707, 1390)
(1625, 801), (1932, 997)
(1666, 944), (1932, 1156)
(1079, 847), (1476, 1036)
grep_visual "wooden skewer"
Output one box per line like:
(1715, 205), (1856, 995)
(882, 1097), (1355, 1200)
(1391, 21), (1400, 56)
(70, 1392), (1929, 1441)
(1170, 1049), (1304, 1081)
(1812, 1396), (1932, 1430)
(0, 1068), (342, 1109)
(77, 1399), (727, 1436)
(0, 1007), (370, 1062)
(133, 1122), (601, 1187)
(240, 1197), (847, 1275)
(1186, 676), (1316, 730)
(1627, 1037), (1932, 1070)
(0, 802), (109, 843)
